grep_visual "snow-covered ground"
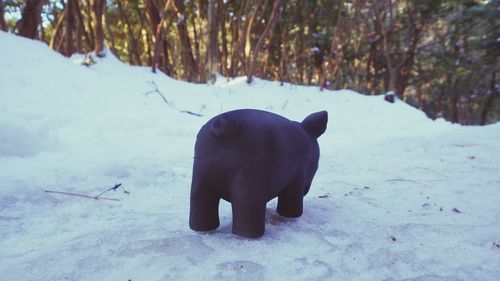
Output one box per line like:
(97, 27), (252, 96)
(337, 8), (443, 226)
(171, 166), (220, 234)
(1, 31), (499, 281)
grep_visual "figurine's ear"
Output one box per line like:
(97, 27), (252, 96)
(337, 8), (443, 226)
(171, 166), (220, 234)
(301, 111), (328, 139)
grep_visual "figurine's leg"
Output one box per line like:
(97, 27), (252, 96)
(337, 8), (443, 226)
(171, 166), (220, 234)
(277, 175), (305, 218)
(189, 176), (220, 232)
(231, 191), (266, 238)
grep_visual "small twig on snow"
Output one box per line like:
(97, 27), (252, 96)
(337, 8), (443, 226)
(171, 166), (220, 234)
(180, 110), (203, 117)
(143, 81), (203, 117)
(95, 183), (128, 199)
(144, 80), (172, 106)
(386, 178), (420, 183)
(45, 183), (128, 201)
(318, 193), (330, 199)
(45, 190), (120, 201)
(281, 100), (289, 110)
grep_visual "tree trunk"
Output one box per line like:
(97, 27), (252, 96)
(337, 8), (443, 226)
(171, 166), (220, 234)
(295, 0), (305, 83)
(320, 1), (344, 91)
(64, 0), (76, 57)
(446, 70), (459, 123)
(395, 4), (421, 97)
(91, 0), (106, 57)
(480, 70), (497, 125)
(117, 0), (141, 65)
(189, 2), (202, 82)
(247, 0), (282, 83)
(83, 0), (95, 46)
(135, 4), (152, 65)
(0, 0), (7, 31)
(145, 0), (161, 32)
(242, 0), (264, 77)
(387, 67), (397, 93)
(279, 25), (289, 85)
(75, 6), (82, 53)
(218, 0), (229, 77)
(206, 0), (218, 83)
(173, 0), (196, 82)
(162, 39), (173, 75)
(104, 8), (116, 54)
(373, 0), (401, 95)
(146, 0), (161, 71)
(18, 0), (46, 39)
(260, 43), (270, 78)
(229, 0), (249, 77)
(152, 0), (173, 73)
(49, 7), (66, 51)
(75, 0), (92, 51)
(365, 38), (378, 93)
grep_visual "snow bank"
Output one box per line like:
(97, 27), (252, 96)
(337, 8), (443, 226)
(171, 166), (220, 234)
(1, 31), (499, 280)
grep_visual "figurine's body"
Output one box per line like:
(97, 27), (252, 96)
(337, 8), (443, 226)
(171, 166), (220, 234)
(189, 109), (328, 238)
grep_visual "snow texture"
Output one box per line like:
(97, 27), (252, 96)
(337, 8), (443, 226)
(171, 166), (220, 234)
(1, 31), (499, 281)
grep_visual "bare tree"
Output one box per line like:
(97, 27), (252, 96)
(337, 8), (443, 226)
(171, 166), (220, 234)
(0, 0), (7, 31)
(134, 3), (152, 65)
(375, 0), (397, 93)
(18, 0), (46, 39)
(246, 0), (283, 83)
(90, 0), (106, 57)
(319, 0), (346, 91)
(206, 0), (218, 82)
(217, 0), (229, 77)
(151, 0), (173, 73)
(145, 0), (161, 32)
(243, 0), (263, 69)
(11, 0), (496, 125)
(64, 0), (75, 56)
(116, 0), (141, 65)
(375, 1), (422, 97)
(74, 0), (92, 52)
(49, 6), (65, 50)
(172, 0), (197, 82)
(229, 0), (249, 77)
(480, 70), (497, 125)
(83, 0), (95, 46)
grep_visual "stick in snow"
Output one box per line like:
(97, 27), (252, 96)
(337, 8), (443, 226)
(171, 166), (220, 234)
(180, 110), (203, 117)
(144, 81), (203, 117)
(144, 80), (172, 106)
(44, 190), (120, 201)
(45, 183), (128, 201)
(94, 183), (124, 199)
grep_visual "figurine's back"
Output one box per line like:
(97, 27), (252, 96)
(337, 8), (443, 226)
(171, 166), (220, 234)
(190, 109), (328, 238)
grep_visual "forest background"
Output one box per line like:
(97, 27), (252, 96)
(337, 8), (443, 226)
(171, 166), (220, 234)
(1, 0), (498, 125)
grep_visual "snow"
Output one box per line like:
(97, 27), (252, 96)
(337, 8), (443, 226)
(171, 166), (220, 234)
(1, 31), (499, 281)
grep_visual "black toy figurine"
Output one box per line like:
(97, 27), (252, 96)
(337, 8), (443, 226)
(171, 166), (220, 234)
(189, 109), (328, 238)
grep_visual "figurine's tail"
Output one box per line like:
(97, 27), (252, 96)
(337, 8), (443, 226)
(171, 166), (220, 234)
(210, 114), (240, 138)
